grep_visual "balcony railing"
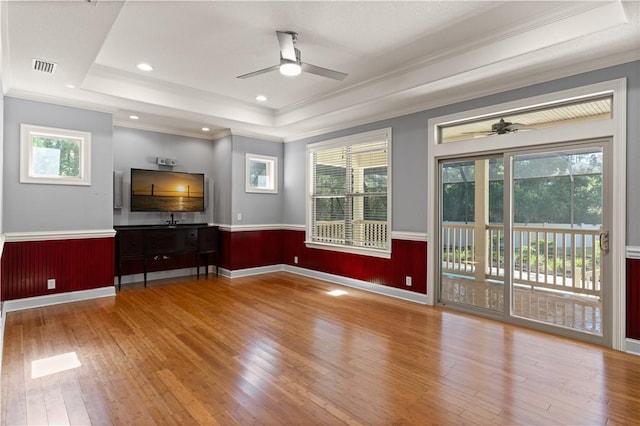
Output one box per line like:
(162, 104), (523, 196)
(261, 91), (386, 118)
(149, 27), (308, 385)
(442, 223), (601, 297)
(314, 220), (387, 247)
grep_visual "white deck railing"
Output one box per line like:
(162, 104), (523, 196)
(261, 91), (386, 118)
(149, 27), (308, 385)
(442, 223), (602, 297)
(314, 220), (387, 247)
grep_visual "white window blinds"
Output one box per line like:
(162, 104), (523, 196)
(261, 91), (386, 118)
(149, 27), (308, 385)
(309, 129), (391, 253)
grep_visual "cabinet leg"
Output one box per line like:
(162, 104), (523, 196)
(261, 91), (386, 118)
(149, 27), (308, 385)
(117, 263), (122, 291)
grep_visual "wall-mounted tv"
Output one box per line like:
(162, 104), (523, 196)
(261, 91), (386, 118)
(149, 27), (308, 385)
(130, 168), (205, 212)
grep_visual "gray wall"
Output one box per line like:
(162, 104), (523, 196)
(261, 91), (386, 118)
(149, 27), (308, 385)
(283, 113), (428, 232)
(284, 61), (640, 243)
(282, 141), (306, 225)
(0, 91), (4, 237)
(231, 135), (284, 225)
(3, 97), (113, 232)
(113, 126), (220, 226)
(211, 134), (232, 226)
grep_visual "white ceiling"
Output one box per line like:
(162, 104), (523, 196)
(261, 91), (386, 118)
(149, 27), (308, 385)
(2, 1), (638, 142)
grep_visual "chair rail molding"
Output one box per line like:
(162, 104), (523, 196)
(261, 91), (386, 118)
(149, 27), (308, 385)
(4, 229), (116, 242)
(627, 246), (640, 259)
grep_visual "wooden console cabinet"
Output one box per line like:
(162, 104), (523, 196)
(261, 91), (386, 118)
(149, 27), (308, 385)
(114, 224), (219, 290)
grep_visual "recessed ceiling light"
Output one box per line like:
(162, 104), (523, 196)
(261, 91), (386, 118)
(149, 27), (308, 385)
(65, 84), (76, 89)
(256, 95), (267, 102)
(136, 63), (153, 72)
(129, 115), (139, 120)
(202, 127), (210, 132)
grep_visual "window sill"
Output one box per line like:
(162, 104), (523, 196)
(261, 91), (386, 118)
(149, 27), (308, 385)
(304, 241), (391, 259)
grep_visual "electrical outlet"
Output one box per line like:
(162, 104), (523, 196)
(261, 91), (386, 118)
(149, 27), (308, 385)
(294, 256), (299, 264)
(181, 213), (187, 220)
(237, 213), (242, 221)
(47, 278), (56, 289)
(405, 276), (412, 287)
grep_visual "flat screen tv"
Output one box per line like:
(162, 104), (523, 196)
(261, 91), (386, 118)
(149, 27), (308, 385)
(130, 168), (205, 212)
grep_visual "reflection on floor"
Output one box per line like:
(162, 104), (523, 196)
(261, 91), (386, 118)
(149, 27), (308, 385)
(441, 274), (602, 334)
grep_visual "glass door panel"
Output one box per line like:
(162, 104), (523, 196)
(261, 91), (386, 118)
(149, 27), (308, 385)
(439, 157), (504, 312)
(509, 147), (604, 335)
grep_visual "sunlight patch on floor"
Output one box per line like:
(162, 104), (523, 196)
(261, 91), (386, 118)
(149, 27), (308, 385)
(31, 352), (81, 379)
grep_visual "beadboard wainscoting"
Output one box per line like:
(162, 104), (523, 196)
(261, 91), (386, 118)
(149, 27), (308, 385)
(1, 230), (116, 302)
(219, 225), (428, 295)
(626, 246), (640, 353)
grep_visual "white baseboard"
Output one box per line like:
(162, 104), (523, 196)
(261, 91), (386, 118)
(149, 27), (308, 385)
(219, 264), (428, 304)
(222, 264), (284, 278)
(115, 267), (202, 286)
(3, 286), (116, 313)
(626, 338), (640, 356)
(0, 309), (4, 377)
(283, 265), (428, 304)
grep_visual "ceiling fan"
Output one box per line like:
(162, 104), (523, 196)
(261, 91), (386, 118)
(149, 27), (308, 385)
(237, 31), (348, 81)
(462, 118), (533, 137)
(490, 118), (526, 134)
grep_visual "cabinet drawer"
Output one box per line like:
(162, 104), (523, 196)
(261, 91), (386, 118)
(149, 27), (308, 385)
(185, 229), (198, 251)
(146, 229), (183, 253)
(118, 230), (144, 258)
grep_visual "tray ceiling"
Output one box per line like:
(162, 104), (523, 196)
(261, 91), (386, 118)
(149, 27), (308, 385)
(2, 1), (638, 141)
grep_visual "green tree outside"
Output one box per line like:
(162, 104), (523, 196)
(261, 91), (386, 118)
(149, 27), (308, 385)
(32, 136), (80, 177)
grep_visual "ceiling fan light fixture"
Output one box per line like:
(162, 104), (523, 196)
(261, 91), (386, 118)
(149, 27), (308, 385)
(279, 61), (301, 77)
(136, 63), (153, 72)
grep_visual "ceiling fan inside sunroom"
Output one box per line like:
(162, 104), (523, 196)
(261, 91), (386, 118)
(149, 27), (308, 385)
(237, 31), (348, 81)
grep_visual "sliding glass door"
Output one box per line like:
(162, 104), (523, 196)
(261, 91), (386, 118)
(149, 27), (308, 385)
(437, 140), (611, 343)
(439, 156), (505, 313)
(507, 144), (609, 339)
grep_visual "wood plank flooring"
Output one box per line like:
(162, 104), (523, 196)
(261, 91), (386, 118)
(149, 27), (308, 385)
(2, 272), (639, 425)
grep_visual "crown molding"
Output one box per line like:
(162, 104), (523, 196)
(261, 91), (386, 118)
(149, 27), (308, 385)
(5, 89), (119, 114)
(281, 51), (639, 143)
(113, 119), (230, 141)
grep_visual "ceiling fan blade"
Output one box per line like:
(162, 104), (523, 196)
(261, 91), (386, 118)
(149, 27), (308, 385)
(236, 64), (279, 79)
(276, 31), (297, 62)
(301, 62), (347, 81)
(506, 123), (536, 131)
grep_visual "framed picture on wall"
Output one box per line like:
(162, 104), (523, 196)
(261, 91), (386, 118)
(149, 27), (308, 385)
(245, 153), (278, 194)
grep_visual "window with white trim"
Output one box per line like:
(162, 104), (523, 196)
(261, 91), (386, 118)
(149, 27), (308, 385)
(20, 124), (91, 186)
(307, 128), (391, 258)
(245, 153), (278, 194)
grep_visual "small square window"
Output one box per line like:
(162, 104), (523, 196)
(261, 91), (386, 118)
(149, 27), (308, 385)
(245, 153), (277, 194)
(20, 124), (91, 186)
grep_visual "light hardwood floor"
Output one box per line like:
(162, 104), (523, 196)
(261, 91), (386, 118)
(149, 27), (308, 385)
(2, 272), (639, 425)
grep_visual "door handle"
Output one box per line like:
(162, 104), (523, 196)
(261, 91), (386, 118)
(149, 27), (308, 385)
(599, 231), (609, 254)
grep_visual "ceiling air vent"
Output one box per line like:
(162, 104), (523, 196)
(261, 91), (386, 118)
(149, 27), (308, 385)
(32, 59), (57, 74)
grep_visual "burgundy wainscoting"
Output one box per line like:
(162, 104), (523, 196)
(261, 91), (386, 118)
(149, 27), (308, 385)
(282, 229), (427, 294)
(223, 229), (283, 271)
(626, 257), (640, 340)
(223, 228), (427, 294)
(1, 237), (115, 301)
